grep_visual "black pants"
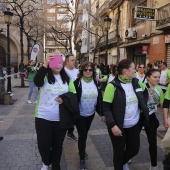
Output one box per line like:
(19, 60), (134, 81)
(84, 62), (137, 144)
(108, 121), (140, 170)
(144, 113), (159, 166)
(67, 126), (74, 134)
(75, 113), (95, 160)
(35, 118), (67, 170)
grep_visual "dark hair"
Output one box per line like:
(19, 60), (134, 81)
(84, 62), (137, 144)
(65, 54), (74, 61)
(162, 62), (167, 67)
(117, 59), (133, 75)
(138, 63), (145, 67)
(111, 65), (118, 75)
(147, 63), (152, 69)
(46, 68), (70, 85)
(145, 68), (160, 77)
(78, 61), (96, 79)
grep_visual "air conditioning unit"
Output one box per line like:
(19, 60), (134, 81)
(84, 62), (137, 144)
(125, 28), (137, 39)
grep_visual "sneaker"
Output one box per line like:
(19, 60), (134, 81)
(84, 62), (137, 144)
(67, 133), (78, 141)
(41, 163), (48, 170)
(150, 166), (158, 170)
(128, 159), (131, 163)
(33, 100), (37, 104)
(27, 100), (32, 104)
(79, 160), (86, 170)
(123, 163), (130, 170)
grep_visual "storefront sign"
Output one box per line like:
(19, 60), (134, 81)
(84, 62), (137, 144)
(142, 45), (148, 54)
(165, 35), (170, 43)
(134, 6), (157, 20)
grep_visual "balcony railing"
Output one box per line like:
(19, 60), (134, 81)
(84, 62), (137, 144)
(99, 1), (109, 17)
(156, 3), (170, 30)
(109, 0), (123, 10)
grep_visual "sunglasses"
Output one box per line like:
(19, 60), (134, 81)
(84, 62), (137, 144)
(84, 69), (92, 72)
(139, 66), (145, 68)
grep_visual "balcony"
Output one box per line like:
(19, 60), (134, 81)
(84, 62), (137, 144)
(109, 0), (123, 10)
(99, 1), (109, 17)
(156, 3), (170, 30)
(91, 13), (98, 25)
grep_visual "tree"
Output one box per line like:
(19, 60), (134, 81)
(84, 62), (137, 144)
(7, 0), (42, 87)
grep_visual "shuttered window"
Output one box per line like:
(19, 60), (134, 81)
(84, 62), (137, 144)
(166, 44), (170, 69)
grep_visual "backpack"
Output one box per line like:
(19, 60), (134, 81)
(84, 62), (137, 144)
(24, 71), (28, 79)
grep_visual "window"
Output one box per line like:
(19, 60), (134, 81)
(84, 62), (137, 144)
(47, 8), (55, 13)
(79, 14), (83, 21)
(46, 41), (55, 45)
(47, 17), (55, 21)
(58, 8), (67, 13)
(58, 0), (69, 3)
(47, 0), (55, 4)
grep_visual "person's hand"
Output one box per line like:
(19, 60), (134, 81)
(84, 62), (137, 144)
(43, 53), (55, 68)
(95, 78), (100, 82)
(111, 125), (122, 136)
(164, 119), (170, 128)
(55, 97), (63, 104)
(100, 116), (105, 122)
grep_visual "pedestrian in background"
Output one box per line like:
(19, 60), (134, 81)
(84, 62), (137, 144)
(74, 61), (104, 170)
(27, 60), (38, 104)
(103, 59), (149, 170)
(64, 54), (79, 141)
(13, 64), (18, 78)
(143, 69), (164, 170)
(135, 63), (147, 83)
(34, 54), (76, 170)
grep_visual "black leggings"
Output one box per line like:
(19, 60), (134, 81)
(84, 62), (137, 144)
(35, 118), (67, 170)
(75, 113), (95, 160)
(108, 121), (140, 170)
(144, 113), (159, 166)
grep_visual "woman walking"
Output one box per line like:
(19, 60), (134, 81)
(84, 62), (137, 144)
(27, 60), (38, 104)
(103, 59), (149, 170)
(144, 69), (164, 170)
(74, 61), (104, 170)
(34, 54), (76, 170)
(135, 63), (147, 83)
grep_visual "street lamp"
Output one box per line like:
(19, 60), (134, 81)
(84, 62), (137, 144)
(78, 39), (82, 64)
(4, 8), (13, 93)
(104, 15), (111, 74)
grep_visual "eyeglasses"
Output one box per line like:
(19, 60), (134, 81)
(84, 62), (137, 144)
(83, 69), (92, 72)
(139, 66), (145, 68)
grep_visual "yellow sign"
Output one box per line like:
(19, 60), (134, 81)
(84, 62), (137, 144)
(135, 6), (156, 20)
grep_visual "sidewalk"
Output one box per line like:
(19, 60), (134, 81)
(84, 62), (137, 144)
(0, 77), (165, 170)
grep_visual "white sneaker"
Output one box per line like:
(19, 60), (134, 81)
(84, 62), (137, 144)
(33, 100), (37, 104)
(123, 163), (130, 170)
(41, 163), (48, 170)
(150, 166), (158, 170)
(27, 100), (32, 104)
(128, 159), (132, 163)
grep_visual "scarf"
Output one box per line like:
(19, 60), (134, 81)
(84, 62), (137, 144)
(118, 75), (132, 83)
(82, 77), (93, 83)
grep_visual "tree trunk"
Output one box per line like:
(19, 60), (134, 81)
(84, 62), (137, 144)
(20, 18), (25, 87)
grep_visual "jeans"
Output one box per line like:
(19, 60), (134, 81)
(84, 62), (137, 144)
(28, 81), (38, 101)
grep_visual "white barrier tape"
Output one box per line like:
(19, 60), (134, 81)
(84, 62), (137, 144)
(4, 72), (23, 78)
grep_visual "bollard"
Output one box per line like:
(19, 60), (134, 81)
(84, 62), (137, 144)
(4, 93), (12, 105)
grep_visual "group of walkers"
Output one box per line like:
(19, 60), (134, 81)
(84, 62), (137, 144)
(29, 53), (170, 170)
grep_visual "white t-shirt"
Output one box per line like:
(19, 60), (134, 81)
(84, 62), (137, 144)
(107, 75), (115, 83)
(136, 72), (147, 83)
(159, 70), (167, 90)
(121, 83), (140, 128)
(96, 68), (101, 79)
(35, 75), (69, 121)
(79, 79), (98, 117)
(64, 67), (79, 81)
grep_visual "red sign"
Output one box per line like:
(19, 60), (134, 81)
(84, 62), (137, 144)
(142, 45), (148, 54)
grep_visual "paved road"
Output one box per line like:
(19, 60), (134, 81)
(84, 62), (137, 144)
(0, 76), (166, 170)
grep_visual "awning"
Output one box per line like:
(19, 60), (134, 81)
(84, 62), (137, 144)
(120, 40), (150, 48)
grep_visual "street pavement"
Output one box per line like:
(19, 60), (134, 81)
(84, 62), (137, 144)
(0, 75), (166, 170)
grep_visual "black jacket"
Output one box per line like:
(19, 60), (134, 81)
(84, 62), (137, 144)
(59, 92), (79, 129)
(103, 75), (149, 130)
(74, 78), (103, 116)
